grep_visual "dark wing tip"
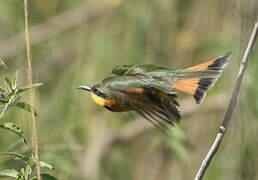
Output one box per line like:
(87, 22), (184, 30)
(193, 52), (232, 104)
(207, 51), (232, 70)
(195, 77), (215, 103)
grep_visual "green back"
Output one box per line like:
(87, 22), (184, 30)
(101, 75), (175, 95)
(111, 64), (221, 85)
(111, 64), (172, 75)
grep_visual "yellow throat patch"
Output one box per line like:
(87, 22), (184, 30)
(91, 93), (105, 106)
(90, 93), (117, 108)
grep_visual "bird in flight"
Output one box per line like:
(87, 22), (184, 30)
(77, 52), (231, 132)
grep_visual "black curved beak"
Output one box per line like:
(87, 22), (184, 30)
(75, 85), (91, 92)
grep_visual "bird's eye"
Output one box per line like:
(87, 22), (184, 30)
(96, 87), (103, 93)
(93, 87), (106, 98)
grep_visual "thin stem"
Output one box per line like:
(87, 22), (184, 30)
(23, 0), (41, 179)
(194, 21), (258, 180)
(0, 104), (9, 119)
(0, 95), (16, 119)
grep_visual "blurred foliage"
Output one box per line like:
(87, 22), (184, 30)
(0, 60), (56, 179)
(0, 0), (257, 180)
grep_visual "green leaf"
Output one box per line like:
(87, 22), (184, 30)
(12, 71), (19, 89)
(39, 161), (55, 170)
(19, 168), (25, 177)
(27, 152), (37, 168)
(0, 85), (6, 92)
(17, 83), (43, 94)
(11, 102), (38, 116)
(0, 169), (19, 178)
(40, 174), (58, 180)
(24, 165), (31, 180)
(29, 174), (59, 180)
(0, 122), (27, 145)
(4, 77), (12, 91)
(2, 152), (28, 161)
(0, 59), (7, 70)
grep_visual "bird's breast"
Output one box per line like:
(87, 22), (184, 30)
(91, 93), (132, 112)
(91, 93), (106, 106)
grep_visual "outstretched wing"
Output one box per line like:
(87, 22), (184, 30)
(101, 76), (180, 132)
(101, 76), (175, 95)
(106, 52), (231, 130)
(132, 94), (180, 133)
(170, 52), (231, 103)
(111, 52), (231, 104)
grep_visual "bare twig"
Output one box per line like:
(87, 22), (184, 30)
(194, 21), (258, 180)
(23, 0), (41, 179)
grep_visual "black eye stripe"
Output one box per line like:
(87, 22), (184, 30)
(92, 87), (106, 98)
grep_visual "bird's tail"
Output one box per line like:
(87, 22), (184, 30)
(171, 52), (232, 104)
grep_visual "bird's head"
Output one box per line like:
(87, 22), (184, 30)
(76, 85), (109, 107)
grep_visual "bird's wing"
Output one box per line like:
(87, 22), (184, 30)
(132, 94), (180, 133)
(111, 64), (134, 75)
(101, 76), (180, 132)
(101, 75), (175, 95)
(122, 92), (180, 133)
(112, 52), (231, 104)
(111, 64), (171, 76)
(170, 52), (231, 103)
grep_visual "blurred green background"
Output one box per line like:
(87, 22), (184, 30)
(0, 0), (258, 179)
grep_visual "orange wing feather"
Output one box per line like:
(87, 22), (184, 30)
(171, 78), (200, 95)
(171, 52), (231, 103)
(186, 59), (216, 71)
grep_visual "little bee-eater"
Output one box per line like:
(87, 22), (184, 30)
(77, 52), (231, 131)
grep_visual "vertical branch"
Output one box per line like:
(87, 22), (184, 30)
(23, 0), (41, 179)
(194, 21), (258, 180)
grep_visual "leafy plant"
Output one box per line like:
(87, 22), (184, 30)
(0, 59), (57, 180)
(0, 152), (57, 180)
(0, 60), (41, 143)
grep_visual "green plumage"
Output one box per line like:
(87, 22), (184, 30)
(101, 76), (175, 95)
(111, 64), (221, 85)
(99, 75), (181, 131)
(77, 52), (231, 132)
